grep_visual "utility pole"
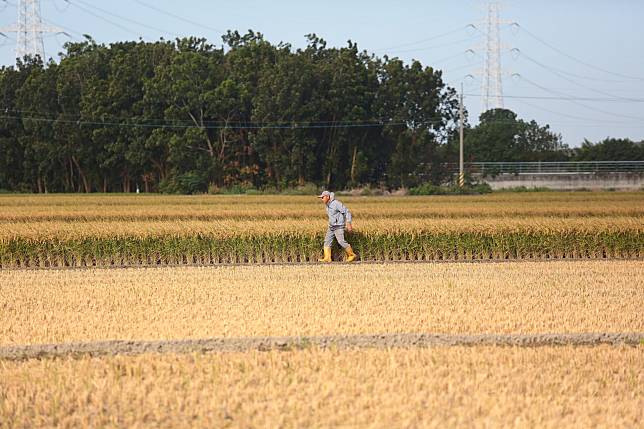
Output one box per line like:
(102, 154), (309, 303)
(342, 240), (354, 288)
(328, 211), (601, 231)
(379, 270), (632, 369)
(459, 83), (465, 188)
(0, 0), (66, 61)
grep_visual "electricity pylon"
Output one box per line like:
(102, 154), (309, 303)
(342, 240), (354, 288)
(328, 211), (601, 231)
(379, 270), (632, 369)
(481, 1), (505, 112)
(0, 0), (66, 61)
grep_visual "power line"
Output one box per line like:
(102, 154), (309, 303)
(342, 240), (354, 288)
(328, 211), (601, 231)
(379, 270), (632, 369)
(429, 51), (471, 66)
(385, 36), (478, 55)
(72, 0), (182, 38)
(3, 114), (423, 129)
(463, 93), (644, 103)
(513, 74), (644, 122)
(3, 107), (451, 126)
(65, 0), (182, 39)
(514, 23), (644, 82)
(509, 96), (636, 125)
(133, 0), (223, 35)
(510, 49), (628, 84)
(442, 61), (481, 75)
(40, 16), (87, 41)
(511, 48), (639, 102)
(4, 108), (643, 130)
(51, 0), (70, 13)
(373, 26), (470, 52)
(64, 1), (143, 38)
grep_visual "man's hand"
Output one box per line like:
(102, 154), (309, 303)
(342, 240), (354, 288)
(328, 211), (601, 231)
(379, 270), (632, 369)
(346, 223), (353, 233)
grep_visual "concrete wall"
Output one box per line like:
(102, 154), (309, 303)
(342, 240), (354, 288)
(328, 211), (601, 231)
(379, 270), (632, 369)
(477, 172), (644, 190)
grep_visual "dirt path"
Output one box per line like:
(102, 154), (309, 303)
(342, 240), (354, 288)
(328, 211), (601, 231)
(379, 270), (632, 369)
(1, 333), (641, 361)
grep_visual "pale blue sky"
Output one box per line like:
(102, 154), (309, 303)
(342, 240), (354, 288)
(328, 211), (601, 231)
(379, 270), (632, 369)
(1, 0), (643, 147)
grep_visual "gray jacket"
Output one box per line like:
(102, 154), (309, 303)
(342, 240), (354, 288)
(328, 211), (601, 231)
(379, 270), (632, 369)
(325, 193), (352, 228)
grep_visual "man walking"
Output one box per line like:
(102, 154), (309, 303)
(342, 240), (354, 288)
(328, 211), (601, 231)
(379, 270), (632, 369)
(317, 191), (357, 263)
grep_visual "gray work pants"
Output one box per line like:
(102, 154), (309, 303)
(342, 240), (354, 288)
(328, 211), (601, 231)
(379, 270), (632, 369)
(324, 226), (350, 249)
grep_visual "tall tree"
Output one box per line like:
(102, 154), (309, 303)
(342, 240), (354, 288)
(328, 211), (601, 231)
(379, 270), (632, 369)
(377, 59), (457, 188)
(144, 37), (228, 192)
(56, 37), (109, 192)
(0, 57), (46, 191)
(252, 43), (320, 187)
(464, 108), (566, 163)
(16, 60), (61, 192)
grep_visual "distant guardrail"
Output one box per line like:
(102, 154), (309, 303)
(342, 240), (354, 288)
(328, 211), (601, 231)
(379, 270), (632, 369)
(447, 161), (644, 175)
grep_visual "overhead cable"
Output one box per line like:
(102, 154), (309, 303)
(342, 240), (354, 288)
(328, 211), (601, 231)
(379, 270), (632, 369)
(514, 23), (644, 82)
(511, 48), (639, 102)
(64, 1), (143, 38)
(65, 0), (181, 39)
(373, 26), (471, 52)
(513, 74), (644, 121)
(4, 112), (642, 130)
(463, 93), (644, 103)
(510, 96), (635, 125)
(133, 0), (223, 34)
(387, 36), (479, 55)
(3, 114), (418, 129)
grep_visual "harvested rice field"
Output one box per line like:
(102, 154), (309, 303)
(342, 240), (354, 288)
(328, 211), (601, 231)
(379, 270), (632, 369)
(1, 346), (642, 428)
(1, 260), (643, 427)
(1, 192), (643, 427)
(1, 261), (643, 346)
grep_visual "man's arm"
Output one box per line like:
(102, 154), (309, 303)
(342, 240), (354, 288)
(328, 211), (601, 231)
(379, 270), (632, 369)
(338, 201), (353, 231)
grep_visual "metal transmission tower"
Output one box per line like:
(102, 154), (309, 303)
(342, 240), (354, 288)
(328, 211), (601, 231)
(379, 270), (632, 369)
(481, 2), (505, 112)
(0, 0), (65, 61)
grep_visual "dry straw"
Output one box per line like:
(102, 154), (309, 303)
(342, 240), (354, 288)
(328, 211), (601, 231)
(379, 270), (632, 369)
(2, 261), (642, 345)
(1, 346), (642, 428)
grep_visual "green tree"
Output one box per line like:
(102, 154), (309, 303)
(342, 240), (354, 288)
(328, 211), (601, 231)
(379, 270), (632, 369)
(252, 43), (320, 187)
(16, 60), (61, 192)
(144, 37), (228, 192)
(222, 31), (278, 187)
(464, 108), (567, 163)
(0, 31), (473, 193)
(377, 58), (458, 188)
(0, 57), (45, 191)
(55, 37), (109, 192)
(574, 138), (643, 161)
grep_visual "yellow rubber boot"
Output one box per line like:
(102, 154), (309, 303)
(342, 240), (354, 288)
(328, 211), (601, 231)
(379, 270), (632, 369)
(318, 247), (332, 263)
(345, 246), (357, 262)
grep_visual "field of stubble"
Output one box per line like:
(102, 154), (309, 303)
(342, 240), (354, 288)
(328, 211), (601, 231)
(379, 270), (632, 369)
(1, 261), (643, 345)
(2, 346), (642, 428)
(1, 192), (643, 428)
(1, 260), (642, 428)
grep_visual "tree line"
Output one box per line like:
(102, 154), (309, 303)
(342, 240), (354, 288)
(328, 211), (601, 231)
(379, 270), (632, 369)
(461, 109), (644, 164)
(0, 31), (641, 193)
